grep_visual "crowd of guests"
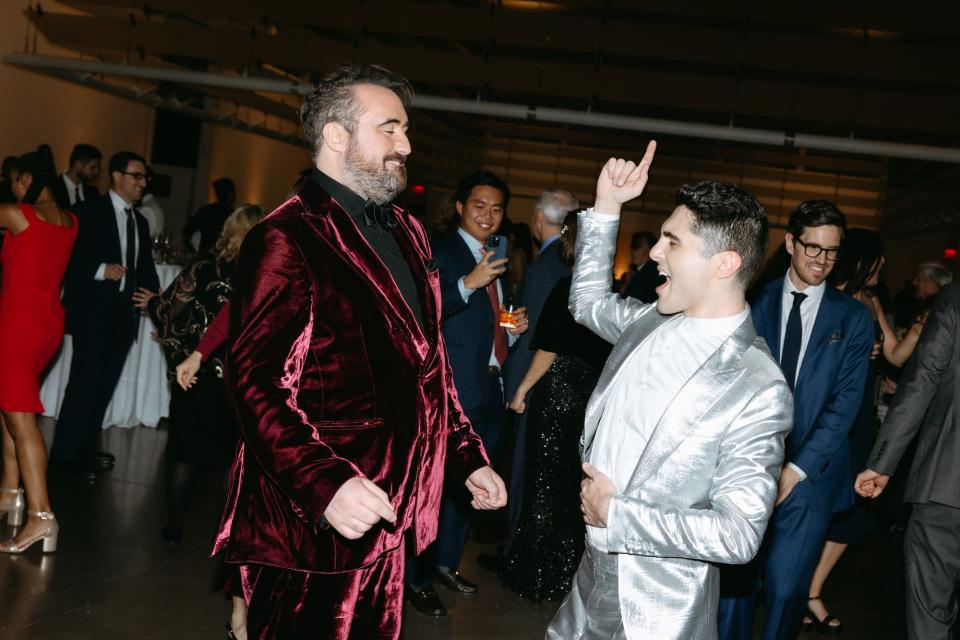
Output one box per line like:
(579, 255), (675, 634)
(0, 68), (956, 640)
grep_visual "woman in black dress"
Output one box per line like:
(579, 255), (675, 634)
(501, 211), (613, 602)
(137, 203), (265, 544)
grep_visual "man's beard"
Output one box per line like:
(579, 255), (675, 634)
(344, 140), (407, 205)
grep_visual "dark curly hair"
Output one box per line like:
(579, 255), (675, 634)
(18, 144), (57, 205)
(300, 63), (413, 159)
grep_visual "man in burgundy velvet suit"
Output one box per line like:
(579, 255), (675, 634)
(213, 63), (506, 639)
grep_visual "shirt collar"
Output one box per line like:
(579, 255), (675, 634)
(681, 306), (749, 336)
(783, 271), (826, 304)
(457, 226), (485, 258)
(540, 233), (561, 251)
(310, 168), (366, 221)
(62, 173), (78, 191)
(109, 189), (133, 213)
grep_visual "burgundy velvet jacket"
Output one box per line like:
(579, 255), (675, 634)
(213, 176), (489, 574)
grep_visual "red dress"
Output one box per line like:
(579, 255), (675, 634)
(0, 204), (78, 412)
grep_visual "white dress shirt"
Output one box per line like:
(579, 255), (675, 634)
(587, 307), (749, 551)
(61, 173), (83, 206)
(94, 190), (140, 291)
(455, 226), (516, 366)
(778, 272), (827, 481)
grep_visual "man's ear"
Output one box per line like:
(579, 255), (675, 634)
(322, 121), (348, 153)
(715, 251), (743, 281)
(784, 232), (796, 256)
(455, 200), (464, 217)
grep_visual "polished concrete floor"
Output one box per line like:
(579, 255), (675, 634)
(0, 419), (906, 639)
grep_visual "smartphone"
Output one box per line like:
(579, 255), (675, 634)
(486, 234), (508, 263)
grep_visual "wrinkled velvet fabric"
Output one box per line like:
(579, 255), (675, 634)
(241, 550), (405, 639)
(213, 175), (489, 580)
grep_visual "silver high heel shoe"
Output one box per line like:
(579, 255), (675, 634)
(0, 488), (25, 527)
(0, 511), (58, 554)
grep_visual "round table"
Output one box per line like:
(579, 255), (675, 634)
(40, 263), (182, 429)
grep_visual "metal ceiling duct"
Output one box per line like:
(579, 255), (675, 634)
(6, 53), (960, 164)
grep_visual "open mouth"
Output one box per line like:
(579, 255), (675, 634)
(656, 269), (671, 293)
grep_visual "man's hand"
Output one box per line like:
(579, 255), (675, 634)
(505, 306), (529, 336)
(322, 477), (397, 540)
(594, 141), (657, 215)
(463, 252), (508, 290)
(580, 462), (616, 527)
(466, 466), (507, 510)
(508, 386), (529, 414)
(104, 263), (127, 281)
(132, 287), (159, 309)
(776, 464), (803, 506)
(855, 469), (890, 499)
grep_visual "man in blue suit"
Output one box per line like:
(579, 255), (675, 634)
(718, 200), (873, 640)
(405, 169), (529, 616)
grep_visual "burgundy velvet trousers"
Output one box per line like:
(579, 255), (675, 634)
(241, 548), (405, 639)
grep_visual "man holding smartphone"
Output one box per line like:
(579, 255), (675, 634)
(405, 169), (529, 616)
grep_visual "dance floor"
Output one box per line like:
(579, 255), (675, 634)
(0, 419), (906, 639)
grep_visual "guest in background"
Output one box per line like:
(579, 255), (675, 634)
(0, 145), (78, 554)
(51, 143), (101, 209)
(802, 228), (885, 634)
(505, 222), (533, 301)
(183, 177), (235, 254)
(0, 156), (18, 203)
(620, 230), (662, 302)
(141, 203), (265, 545)
(501, 210), (612, 602)
(49, 151), (160, 477)
(138, 167), (165, 237)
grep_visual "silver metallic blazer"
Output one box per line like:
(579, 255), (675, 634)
(569, 211), (793, 640)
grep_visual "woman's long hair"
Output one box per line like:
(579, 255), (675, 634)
(559, 210), (580, 266)
(831, 228), (883, 296)
(17, 144), (57, 205)
(214, 203), (266, 263)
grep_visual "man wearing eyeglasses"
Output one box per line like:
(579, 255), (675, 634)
(51, 151), (160, 477)
(718, 200), (874, 640)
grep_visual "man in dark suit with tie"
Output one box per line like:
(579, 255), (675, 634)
(405, 169), (529, 616)
(718, 200), (874, 640)
(51, 143), (101, 210)
(50, 151), (160, 477)
(621, 230), (663, 303)
(855, 284), (960, 640)
(501, 188), (578, 556)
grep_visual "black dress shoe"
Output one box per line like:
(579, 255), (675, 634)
(80, 449), (115, 468)
(48, 460), (98, 480)
(436, 568), (479, 594)
(406, 586), (446, 617)
(477, 552), (505, 573)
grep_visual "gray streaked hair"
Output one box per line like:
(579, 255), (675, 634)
(536, 189), (579, 225)
(917, 262), (953, 288)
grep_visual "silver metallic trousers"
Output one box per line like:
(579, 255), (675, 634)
(546, 545), (626, 640)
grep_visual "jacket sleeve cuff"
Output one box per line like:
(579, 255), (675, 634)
(786, 462), (808, 481)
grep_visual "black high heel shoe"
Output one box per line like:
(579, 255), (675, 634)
(805, 595), (843, 636)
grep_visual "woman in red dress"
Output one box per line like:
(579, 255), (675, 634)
(0, 145), (78, 554)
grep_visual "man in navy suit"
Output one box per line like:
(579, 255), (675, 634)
(502, 188), (579, 552)
(50, 151), (161, 477)
(718, 200), (873, 640)
(405, 169), (529, 616)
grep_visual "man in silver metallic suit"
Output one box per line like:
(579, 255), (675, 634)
(546, 142), (793, 640)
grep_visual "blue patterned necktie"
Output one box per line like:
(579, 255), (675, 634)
(780, 291), (807, 390)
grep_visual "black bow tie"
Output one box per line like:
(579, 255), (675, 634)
(361, 201), (397, 229)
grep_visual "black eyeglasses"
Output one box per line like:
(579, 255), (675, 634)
(120, 171), (149, 182)
(794, 237), (841, 261)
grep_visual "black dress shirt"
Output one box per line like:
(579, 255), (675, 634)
(310, 169), (424, 331)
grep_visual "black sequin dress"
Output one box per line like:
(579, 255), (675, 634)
(501, 277), (612, 602)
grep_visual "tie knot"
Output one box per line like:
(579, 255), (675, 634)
(791, 291), (807, 307)
(124, 207), (134, 217)
(361, 201), (397, 229)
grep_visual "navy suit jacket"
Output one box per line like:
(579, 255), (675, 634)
(63, 194), (160, 334)
(752, 277), (873, 514)
(503, 240), (570, 399)
(432, 231), (508, 412)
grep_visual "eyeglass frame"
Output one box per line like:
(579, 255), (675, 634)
(119, 170), (149, 182)
(792, 236), (841, 261)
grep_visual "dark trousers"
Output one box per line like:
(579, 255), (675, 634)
(718, 484), (833, 640)
(505, 410), (529, 555)
(406, 374), (506, 587)
(904, 502), (960, 640)
(50, 303), (137, 463)
(241, 547), (405, 640)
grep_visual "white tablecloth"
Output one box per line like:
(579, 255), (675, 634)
(40, 264), (182, 429)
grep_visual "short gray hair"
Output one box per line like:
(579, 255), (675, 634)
(536, 189), (579, 224)
(917, 262), (953, 288)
